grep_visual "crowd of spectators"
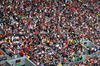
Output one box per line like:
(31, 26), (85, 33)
(87, 46), (98, 55)
(74, 56), (100, 66)
(0, 49), (7, 61)
(0, 0), (100, 66)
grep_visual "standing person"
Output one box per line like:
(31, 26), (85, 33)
(91, 46), (94, 53)
(88, 48), (91, 55)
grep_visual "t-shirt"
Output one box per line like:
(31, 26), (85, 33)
(0, 50), (2, 54)
(27, 56), (30, 59)
(21, 51), (23, 56)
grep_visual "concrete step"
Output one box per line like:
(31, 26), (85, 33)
(82, 55), (89, 60)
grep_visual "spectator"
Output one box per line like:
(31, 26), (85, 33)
(0, 0), (99, 65)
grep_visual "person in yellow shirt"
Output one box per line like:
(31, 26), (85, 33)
(47, 40), (49, 43)
(46, 40), (50, 46)
(9, 40), (11, 42)
(81, 44), (83, 46)
(27, 56), (30, 59)
(70, 39), (73, 43)
(63, 4), (66, 7)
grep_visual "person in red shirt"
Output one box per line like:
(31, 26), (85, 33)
(64, 58), (66, 63)
(0, 50), (2, 54)
(20, 51), (24, 57)
(55, 53), (57, 57)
